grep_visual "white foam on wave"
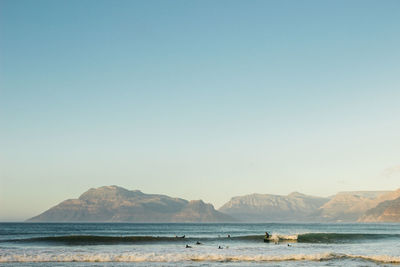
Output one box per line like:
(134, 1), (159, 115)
(269, 234), (298, 241)
(356, 255), (400, 264)
(1, 252), (400, 263)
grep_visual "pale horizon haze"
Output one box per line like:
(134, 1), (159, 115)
(1, 0), (400, 221)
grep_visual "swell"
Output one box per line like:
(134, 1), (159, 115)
(1, 252), (400, 264)
(3, 235), (199, 245)
(1, 234), (297, 245)
(2, 233), (399, 245)
(297, 233), (400, 243)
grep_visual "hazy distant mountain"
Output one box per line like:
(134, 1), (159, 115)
(313, 190), (400, 222)
(359, 197), (400, 222)
(28, 186), (400, 223)
(218, 192), (329, 222)
(28, 186), (233, 222)
(359, 191), (400, 222)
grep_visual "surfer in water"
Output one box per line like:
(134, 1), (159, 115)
(264, 232), (270, 242)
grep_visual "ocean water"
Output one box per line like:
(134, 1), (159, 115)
(1, 223), (400, 266)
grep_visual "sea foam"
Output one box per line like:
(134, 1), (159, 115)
(1, 252), (400, 263)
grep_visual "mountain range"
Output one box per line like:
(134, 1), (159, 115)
(219, 192), (328, 222)
(358, 190), (400, 222)
(28, 186), (400, 222)
(29, 186), (232, 222)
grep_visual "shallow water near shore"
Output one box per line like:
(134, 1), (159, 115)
(1, 222), (400, 266)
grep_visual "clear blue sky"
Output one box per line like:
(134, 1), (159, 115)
(1, 0), (400, 221)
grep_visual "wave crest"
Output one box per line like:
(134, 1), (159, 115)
(3, 232), (399, 245)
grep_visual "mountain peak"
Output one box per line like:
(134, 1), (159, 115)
(78, 185), (144, 201)
(187, 200), (213, 210)
(288, 192), (306, 198)
(28, 186), (231, 223)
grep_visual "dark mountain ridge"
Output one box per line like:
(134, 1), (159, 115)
(28, 186), (233, 222)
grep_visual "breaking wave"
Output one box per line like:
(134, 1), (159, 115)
(1, 252), (400, 264)
(2, 234), (294, 245)
(2, 233), (399, 245)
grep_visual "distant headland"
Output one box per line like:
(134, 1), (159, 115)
(28, 186), (400, 223)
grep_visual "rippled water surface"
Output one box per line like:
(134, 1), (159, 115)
(1, 223), (400, 266)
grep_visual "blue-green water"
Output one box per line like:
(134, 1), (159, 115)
(1, 223), (400, 266)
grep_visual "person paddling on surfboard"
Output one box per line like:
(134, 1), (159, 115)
(264, 232), (270, 242)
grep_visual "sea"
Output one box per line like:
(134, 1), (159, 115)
(1, 222), (400, 266)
